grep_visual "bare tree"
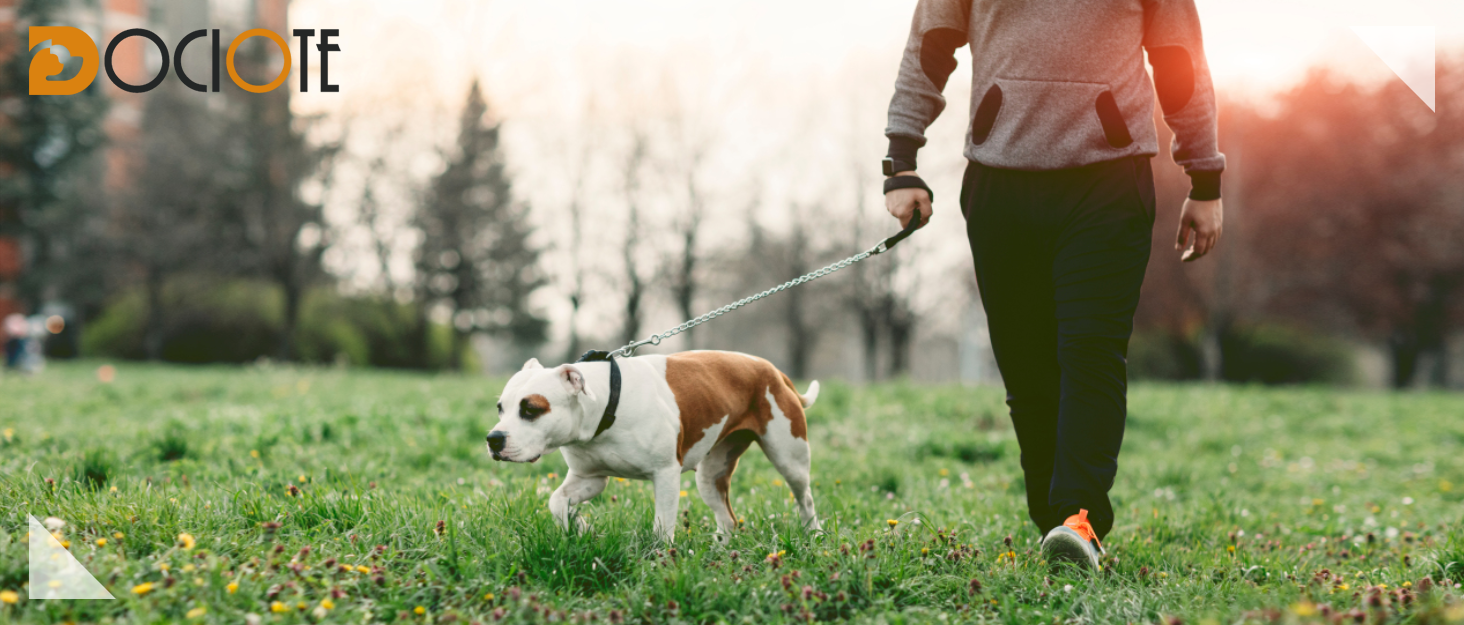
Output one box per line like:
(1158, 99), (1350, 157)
(618, 130), (651, 347)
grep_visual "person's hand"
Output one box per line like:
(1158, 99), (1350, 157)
(884, 171), (931, 229)
(1176, 198), (1223, 262)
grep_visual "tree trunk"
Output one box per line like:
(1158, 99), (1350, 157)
(859, 306), (880, 383)
(276, 276), (302, 362)
(887, 297), (914, 378)
(143, 268), (166, 361)
(1389, 329), (1420, 389)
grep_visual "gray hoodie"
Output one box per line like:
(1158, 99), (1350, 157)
(886, 0), (1225, 200)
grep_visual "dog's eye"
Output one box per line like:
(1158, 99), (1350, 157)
(519, 398), (545, 420)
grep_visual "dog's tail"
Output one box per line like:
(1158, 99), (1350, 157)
(799, 380), (820, 409)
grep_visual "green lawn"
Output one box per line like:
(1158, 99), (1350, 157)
(2, 361), (1464, 624)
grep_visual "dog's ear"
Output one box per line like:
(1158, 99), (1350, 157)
(521, 358), (543, 372)
(559, 364), (596, 400)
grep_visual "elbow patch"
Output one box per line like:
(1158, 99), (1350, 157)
(1147, 46), (1194, 114)
(919, 28), (966, 91)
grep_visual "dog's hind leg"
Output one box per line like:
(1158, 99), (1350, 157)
(696, 430), (755, 540)
(549, 472), (607, 533)
(758, 391), (820, 532)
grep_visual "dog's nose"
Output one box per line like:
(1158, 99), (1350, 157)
(486, 431), (507, 453)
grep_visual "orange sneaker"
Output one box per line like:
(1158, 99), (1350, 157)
(1041, 509), (1104, 571)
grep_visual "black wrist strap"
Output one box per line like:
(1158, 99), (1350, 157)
(883, 175), (933, 202)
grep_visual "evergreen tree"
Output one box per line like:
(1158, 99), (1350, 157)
(415, 80), (546, 369)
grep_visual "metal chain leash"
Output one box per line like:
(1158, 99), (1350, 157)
(610, 215), (924, 358)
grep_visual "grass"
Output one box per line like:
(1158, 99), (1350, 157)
(2, 361), (1464, 624)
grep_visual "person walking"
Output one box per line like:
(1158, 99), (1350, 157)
(881, 0), (1225, 569)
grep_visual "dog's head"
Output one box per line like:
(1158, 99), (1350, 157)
(486, 358), (596, 463)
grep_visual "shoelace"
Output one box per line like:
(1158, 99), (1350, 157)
(1063, 509), (1103, 552)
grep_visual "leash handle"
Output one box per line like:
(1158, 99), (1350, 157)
(874, 207), (926, 255)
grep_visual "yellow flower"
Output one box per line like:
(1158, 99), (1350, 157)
(1291, 602), (1316, 617)
(113, 532), (125, 539)
(250, 449), (260, 459)
(226, 582), (238, 594)
(1227, 545), (1236, 553)
(109, 486), (117, 493)
(938, 468), (949, 477)
(181, 564), (195, 573)
(1441, 480), (1454, 493)
(772, 479), (783, 486)
(887, 519), (899, 527)
(483, 593), (494, 601)
(95, 538), (107, 547)
(320, 599), (335, 610)
(60, 540), (71, 549)
(0, 590), (18, 604)
(186, 607), (206, 619)
(270, 601), (288, 613)
(1, 428), (12, 440)
(679, 490), (687, 497)
(177, 533), (196, 550)
(298, 475), (307, 483)
(1403, 581), (1413, 588)
(159, 563), (171, 572)
(131, 582), (155, 596)
(414, 606), (426, 615)
(296, 602), (307, 611)
(356, 565), (371, 573)
(921, 548), (929, 555)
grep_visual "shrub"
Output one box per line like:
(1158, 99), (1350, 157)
(1128, 331), (1205, 381)
(1221, 325), (1355, 386)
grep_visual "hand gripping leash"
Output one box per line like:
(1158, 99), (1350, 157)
(609, 211), (927, 359)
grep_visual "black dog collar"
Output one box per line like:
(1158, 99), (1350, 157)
(575, 350), (621, 437)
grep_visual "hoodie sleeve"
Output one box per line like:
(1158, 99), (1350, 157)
(1143, 0), (1226, 200)
(884, 0), (969, 172)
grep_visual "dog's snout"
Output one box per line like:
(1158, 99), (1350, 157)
(486, 431), (508, 453)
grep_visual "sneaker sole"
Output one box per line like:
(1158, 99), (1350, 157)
(1042, 526), (1100, 571)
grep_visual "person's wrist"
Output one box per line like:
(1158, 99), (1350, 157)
(891, 170), (918, 178)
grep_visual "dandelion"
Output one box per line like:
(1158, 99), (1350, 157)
(297, 601), (307, 611)
(270, 602), (288, 613)
(298, 475), (307, 483)
(887, 519), (899, 528)
(483, 593), (494, 601)
(113, 532), (124, 539)
(226, 582), (239, 594)
(186, 607), (206, 619)
(320, 599), (335, 610)
(1441, 480), (1454, 493)
(178, 533), (196, 550)
(250, 450), (260, 459)
(414, 606), (426, 615)
(1, 428), (12, 441)
(159, 563), (171, 572)
(0, 590), (18, 604)
(679, 490), (688, 497)
(356, 565), (370, 573)
(1227, 545), (1236, 553)
(132, 582), (155, 596)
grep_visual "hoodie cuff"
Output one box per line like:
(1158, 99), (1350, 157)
(1188, 171), (1222, 201)
(886, 136), (923, 172)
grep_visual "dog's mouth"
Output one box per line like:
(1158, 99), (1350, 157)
(489, 450), (541, 463)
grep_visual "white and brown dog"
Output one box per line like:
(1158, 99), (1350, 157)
(486, 350), (820, 542)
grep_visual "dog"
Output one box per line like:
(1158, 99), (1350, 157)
(486, 350), (820, 542)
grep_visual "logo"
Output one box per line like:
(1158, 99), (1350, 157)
(28, 26), (99, 95)
(28, 27), (338, 95)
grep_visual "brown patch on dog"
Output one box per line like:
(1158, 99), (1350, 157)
(523, 394), (551, 414)
(665, 352), (809, 464)
(713, 430), (757, 521)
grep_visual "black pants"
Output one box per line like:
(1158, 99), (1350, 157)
(959, 156), (1155, 540)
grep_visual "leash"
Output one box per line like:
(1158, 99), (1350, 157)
(610, 212), (926, 359)
(572, 211), (925, 439)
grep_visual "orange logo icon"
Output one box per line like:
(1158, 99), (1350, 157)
(28, 26), (99, 95)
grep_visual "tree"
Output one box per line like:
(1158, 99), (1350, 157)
(0, 0), (108, 313)
(1238, 66), (1464, 387)
(415, 80), (547, 369)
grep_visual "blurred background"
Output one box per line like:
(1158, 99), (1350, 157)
(0, 0), (1461, 389)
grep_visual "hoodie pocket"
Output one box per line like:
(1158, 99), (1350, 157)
(970, 77), (1119, 170)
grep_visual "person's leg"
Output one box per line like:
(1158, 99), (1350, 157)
(959, 160), (1064, 535)
(1047, 157), (1156, 540)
